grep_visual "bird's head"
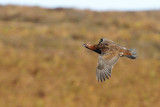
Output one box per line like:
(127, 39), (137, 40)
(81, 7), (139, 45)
(83, 38), (109, 54)
(83, 43), (102, 54)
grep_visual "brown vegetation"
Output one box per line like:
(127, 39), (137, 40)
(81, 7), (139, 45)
(0, 5), (160, 107)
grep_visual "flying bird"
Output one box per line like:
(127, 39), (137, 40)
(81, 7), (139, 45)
(83, 38), (137, 82)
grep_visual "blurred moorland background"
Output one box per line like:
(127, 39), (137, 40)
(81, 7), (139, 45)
(0, 5), (160, 107)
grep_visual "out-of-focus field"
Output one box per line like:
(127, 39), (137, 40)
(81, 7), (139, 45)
(0, 5), (160, 107)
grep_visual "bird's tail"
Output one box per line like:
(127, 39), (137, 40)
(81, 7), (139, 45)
(124, 49), (137, 59)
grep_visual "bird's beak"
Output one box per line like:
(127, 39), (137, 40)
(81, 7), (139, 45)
(83, 43), (101, 54)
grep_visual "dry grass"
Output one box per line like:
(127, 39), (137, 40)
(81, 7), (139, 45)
(0, 5), (160, 107)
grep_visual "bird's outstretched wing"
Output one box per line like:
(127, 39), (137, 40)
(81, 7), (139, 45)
(96, 53), (119, 82)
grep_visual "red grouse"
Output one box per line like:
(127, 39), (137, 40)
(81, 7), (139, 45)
(83, 38), (137, 82)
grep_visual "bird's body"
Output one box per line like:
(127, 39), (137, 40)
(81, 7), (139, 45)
(83, 38), (137, 82)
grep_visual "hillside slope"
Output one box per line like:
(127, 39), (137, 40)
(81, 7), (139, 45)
(0, 5), (160, 107)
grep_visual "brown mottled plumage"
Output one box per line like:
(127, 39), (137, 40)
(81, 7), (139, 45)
(83, 38), (137, 82)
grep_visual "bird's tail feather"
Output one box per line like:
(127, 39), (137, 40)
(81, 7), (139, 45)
(122, 49), (137, 59)
(125, 49), (137, 59)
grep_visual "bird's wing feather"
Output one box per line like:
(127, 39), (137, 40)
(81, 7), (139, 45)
(96, 54), (119, 82)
